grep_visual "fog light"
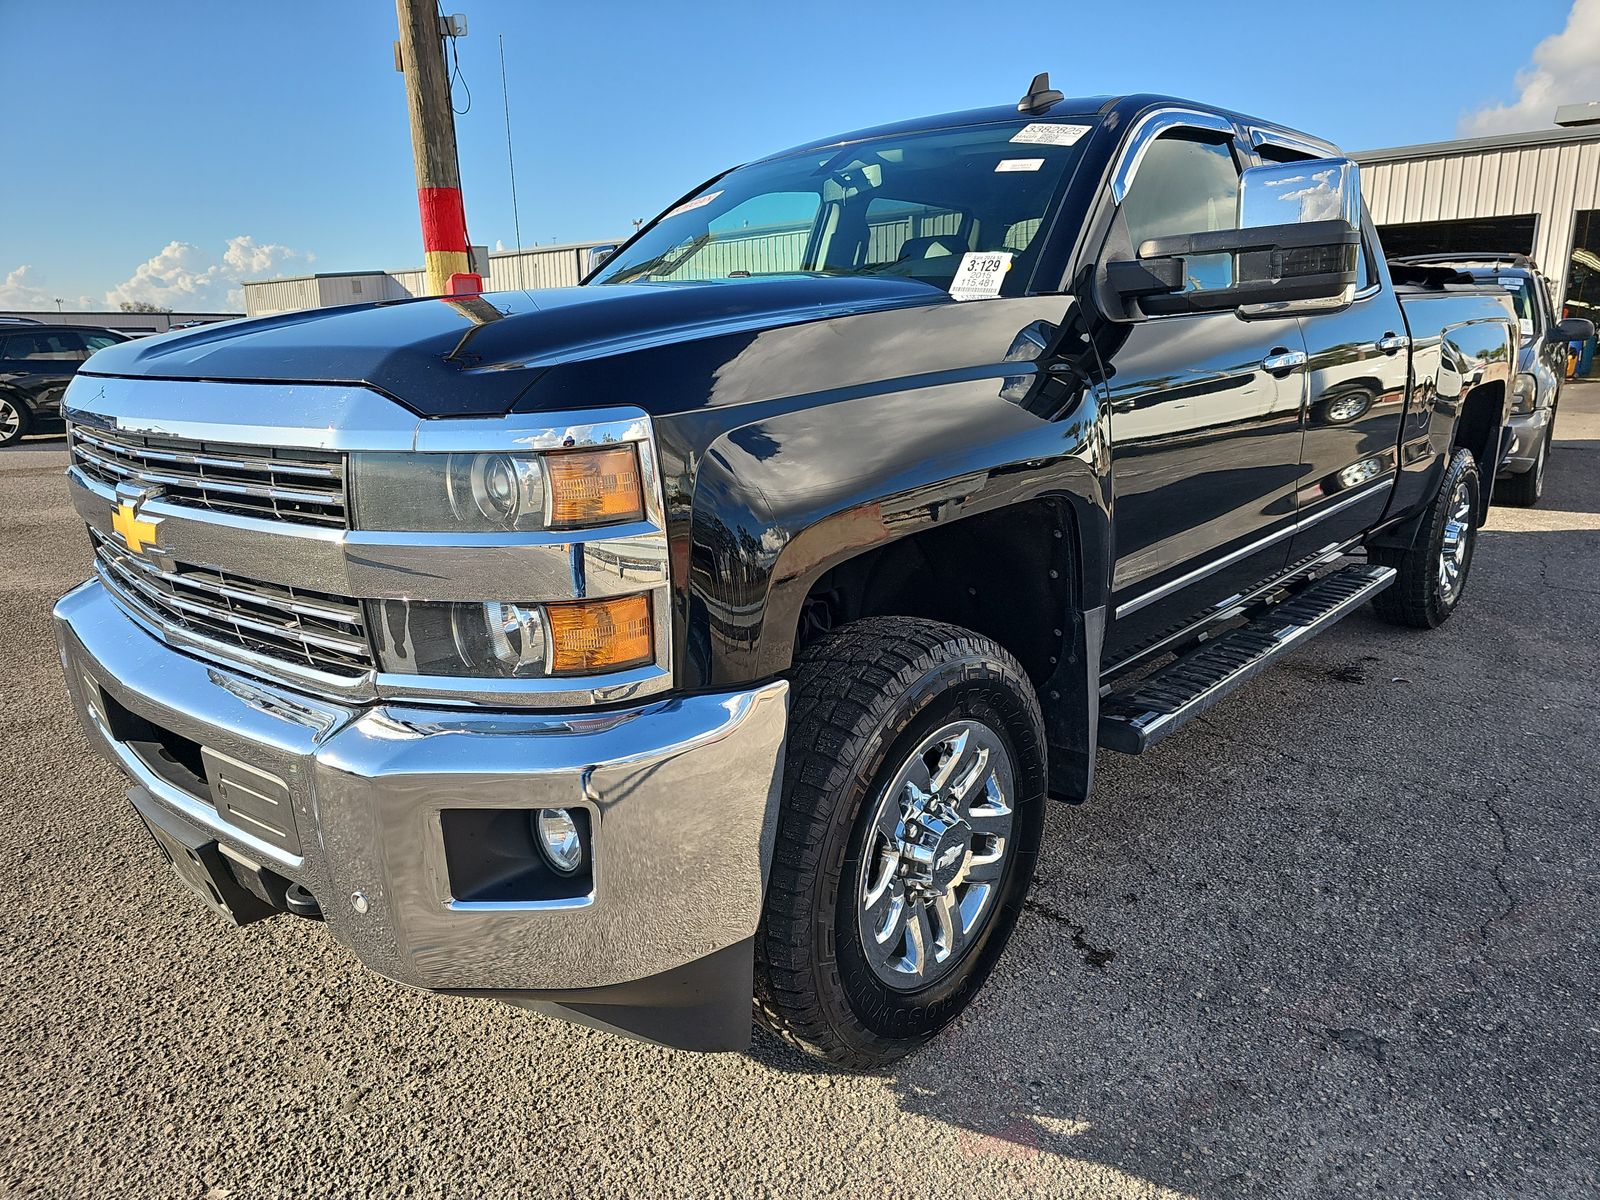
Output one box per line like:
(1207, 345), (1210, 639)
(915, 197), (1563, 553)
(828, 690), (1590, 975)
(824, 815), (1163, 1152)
(535, 808), (583, 874)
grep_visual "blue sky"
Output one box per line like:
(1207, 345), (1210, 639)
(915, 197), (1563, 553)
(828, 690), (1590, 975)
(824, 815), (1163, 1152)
(1, 0), (1591, 311)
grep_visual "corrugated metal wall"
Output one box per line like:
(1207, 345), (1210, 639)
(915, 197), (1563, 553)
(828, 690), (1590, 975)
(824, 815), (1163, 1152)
(242, 242), (612, 316)
(1360, 140), (1600, 302)
(486, 246), (591, 290)
(242, 277), (321, 316)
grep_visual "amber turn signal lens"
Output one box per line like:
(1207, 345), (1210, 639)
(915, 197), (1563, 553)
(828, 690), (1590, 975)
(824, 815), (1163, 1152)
(546, 446), (645, 528)
(544, 594), (653, 674)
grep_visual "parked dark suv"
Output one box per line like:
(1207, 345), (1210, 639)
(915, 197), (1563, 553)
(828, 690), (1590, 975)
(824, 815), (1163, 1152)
(1392, 255), (1594, 505)
(0, 324), (131, 446)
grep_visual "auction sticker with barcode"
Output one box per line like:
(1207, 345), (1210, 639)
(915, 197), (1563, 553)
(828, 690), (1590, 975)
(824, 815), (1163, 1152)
(949, 251), (1013, 301)
(1011, 123), (1091, 146)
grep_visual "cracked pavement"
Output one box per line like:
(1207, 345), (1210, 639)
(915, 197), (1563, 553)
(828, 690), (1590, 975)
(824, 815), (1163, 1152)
(2, 385), (1598, 1198)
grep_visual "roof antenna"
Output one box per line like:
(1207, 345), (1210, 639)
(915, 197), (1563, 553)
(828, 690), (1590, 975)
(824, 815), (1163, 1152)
(1018, 71), (1063, 114)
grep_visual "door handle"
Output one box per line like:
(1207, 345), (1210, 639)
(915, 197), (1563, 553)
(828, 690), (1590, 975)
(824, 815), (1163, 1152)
(1376, 332), (1410, 355)
(1261, 348), (1307, 375)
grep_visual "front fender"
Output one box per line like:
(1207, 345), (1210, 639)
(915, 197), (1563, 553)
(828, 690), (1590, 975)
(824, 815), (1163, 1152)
(684, 377), (1110, 689)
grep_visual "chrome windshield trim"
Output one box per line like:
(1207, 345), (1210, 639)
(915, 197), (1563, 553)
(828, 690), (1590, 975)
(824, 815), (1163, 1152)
(1114, 480), (1392, 619)
(1109, 108), (1238, 203)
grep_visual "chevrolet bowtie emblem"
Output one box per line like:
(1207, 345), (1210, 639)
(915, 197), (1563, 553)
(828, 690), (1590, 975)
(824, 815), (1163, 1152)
(112, 499), (162, 554)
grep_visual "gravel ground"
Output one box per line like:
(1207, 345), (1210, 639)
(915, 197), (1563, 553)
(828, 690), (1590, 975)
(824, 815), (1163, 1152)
(2, 387), (1598, 1200)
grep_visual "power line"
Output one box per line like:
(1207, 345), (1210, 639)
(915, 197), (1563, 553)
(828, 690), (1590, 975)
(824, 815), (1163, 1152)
(499, 33), (523, 256)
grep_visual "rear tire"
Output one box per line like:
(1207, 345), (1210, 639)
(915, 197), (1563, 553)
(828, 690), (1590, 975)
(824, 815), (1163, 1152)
(1497, 427), (1548, 507)
(1370, 448), (1480, 629)
(0, 395), (31, 447)
(754, 617), (1046, 1070)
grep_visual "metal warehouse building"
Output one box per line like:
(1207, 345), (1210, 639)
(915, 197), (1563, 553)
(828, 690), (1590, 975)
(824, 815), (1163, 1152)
(1356, 124), (1600, 322)
(242, 241), (612, 316)
(241, 123), (1600, 333)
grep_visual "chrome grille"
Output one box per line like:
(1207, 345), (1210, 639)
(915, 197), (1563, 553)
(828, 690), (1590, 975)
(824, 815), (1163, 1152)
(70, 425), (346, 528)
(91, 528), (372, 677)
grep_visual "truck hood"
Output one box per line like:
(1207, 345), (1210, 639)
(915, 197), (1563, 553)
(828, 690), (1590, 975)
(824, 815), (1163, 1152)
(80, 276), (948, 417)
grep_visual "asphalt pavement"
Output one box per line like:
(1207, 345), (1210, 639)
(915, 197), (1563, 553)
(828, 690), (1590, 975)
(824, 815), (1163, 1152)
(3, 386), (1598, 1199)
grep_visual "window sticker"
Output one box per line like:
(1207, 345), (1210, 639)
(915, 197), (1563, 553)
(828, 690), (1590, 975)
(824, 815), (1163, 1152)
(1011, 123), (1091, 147)
(949, 251), (1013, 301)
(995, 158), (1045, 173)
(662, 190), (722, 219)
(1519, 317), (1535, 337)
(1498, 276), (1522, 289)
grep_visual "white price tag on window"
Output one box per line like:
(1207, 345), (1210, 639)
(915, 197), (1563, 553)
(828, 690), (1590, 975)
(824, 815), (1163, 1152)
(996, 158), (1045, 172)
(662, 190), (721, 219)
(1011, 123), (1091, 147)
(949, 251), (1013, 301)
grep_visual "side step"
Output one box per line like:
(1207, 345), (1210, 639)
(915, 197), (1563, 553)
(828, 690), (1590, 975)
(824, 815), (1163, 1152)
(1098, 564), (1395, 755)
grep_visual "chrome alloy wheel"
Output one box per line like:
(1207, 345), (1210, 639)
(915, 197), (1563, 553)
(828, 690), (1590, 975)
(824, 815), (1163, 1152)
(857, 719), (1015, 990)
(1438, 479), (1474, 602)
(0, 398), (20, 443)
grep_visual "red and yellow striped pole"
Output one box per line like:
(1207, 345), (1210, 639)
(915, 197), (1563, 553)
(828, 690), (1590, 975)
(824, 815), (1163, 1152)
(418, 186), (473, 292)
(395, 0), (481, 296)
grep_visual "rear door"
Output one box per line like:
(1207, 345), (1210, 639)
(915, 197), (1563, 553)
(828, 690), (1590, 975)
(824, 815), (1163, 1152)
(0, 329), (85, 417)
(1285, 221), (1410, 557)
(1099, 122), (1308, 661)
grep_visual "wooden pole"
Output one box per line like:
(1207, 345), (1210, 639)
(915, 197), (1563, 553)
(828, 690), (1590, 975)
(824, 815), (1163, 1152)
(395, 0), (475, 295)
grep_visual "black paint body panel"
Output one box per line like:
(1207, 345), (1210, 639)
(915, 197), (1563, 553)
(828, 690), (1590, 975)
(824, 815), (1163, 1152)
(72, 94), (1518, 781)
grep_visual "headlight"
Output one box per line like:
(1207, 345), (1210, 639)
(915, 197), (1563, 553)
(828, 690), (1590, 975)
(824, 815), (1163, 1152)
(350, 446), (644, 532)
(369, 594), (652, 678)
(1511, 372), (1537, 414)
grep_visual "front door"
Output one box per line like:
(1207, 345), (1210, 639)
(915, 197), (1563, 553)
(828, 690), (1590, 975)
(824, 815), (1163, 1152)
(1097, 126), (1309, 663)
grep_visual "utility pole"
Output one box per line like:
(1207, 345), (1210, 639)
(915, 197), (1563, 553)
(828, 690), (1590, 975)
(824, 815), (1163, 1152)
(394, 0), (479, 296)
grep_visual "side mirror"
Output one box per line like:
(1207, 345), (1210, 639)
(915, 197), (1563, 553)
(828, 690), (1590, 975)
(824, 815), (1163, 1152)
(1107, 156), (1363, 317)
(1555, 316), (1595, 343)
(584, 244), (618, 276)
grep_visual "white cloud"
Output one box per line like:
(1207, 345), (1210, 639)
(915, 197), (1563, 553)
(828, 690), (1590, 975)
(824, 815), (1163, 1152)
(0, 265), (93, 312)
(1460, 0), (1600, 136)
(104, 235), (314, 312)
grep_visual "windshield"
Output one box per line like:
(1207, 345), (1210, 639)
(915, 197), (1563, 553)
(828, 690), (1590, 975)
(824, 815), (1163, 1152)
(591, 118), (1098, 298)
(1486, 272), (1538, 339)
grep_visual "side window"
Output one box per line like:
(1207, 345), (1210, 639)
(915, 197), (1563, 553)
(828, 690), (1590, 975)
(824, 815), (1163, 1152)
(81, 333), (123, 353)
(1120, 133), (1240, 292)
(0, 333), (39, 359)
(51, 331), (88, 360)
(3, 331), (85, 361)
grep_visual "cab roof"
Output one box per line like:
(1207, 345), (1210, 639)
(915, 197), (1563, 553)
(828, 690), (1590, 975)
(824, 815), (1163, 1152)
(758, 93), (1338, 163)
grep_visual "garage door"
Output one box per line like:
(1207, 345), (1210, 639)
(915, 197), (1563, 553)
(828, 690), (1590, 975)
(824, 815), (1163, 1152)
(1376, 214), (1538, 259)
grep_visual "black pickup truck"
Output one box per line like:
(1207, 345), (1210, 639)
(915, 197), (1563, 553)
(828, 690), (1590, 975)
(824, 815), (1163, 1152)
(54, 82), (1516, 1069)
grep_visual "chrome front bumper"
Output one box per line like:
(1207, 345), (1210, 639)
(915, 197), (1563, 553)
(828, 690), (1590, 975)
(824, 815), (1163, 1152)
(55, 579), (788, 995)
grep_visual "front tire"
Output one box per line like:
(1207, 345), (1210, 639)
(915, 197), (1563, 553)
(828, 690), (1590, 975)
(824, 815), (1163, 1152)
(1370, 447), (1480, 629)
(754, 617), (1046, 1069)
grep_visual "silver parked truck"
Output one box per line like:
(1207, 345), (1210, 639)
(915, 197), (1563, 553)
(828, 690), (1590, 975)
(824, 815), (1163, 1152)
(55, 87), (1518, 1068)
